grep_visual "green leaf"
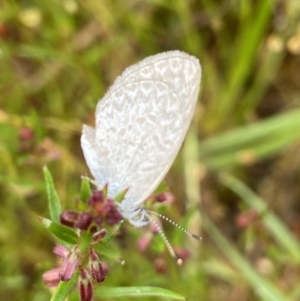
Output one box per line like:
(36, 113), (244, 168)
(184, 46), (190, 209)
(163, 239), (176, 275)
(93, 241), (122, 262)
(43, 166), (62, 223)
(202, 213), (290, 301)
(219, 172), (300, 262)
(101, 221), (124, 244)
(215, 0), (272, 126)
(50, 271), (79, 301)
(201, 109), (300, 170)
(39, 217), (78, 245)
(78, 231), (92, 252)
(94, 286), (186, 300)
(114, 188), (128, 202)
(80, 177), (92, 203)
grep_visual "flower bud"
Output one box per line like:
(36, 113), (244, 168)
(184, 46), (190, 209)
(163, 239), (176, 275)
(76, 212), (93, 230)
(154, 257), (167, 274)
(42, 268), (61, 287)
(19, 127), (34, 141)
(174, 247), (190, 261)
(60, 210), (79, 228)
(59, 246), (79, 281)
(137, 232), (153, 251)
(53, 244), (70, 259)
(88, 190), (105, 207)
(79, 269), (93, 301)
(105, 200), (123, 226)
(89, 249), (105, 283)
(91, 229), (107, 244)
(235, 209), (259, 229)
(155, 192), (174, 204)
(93, 216), (103, 228)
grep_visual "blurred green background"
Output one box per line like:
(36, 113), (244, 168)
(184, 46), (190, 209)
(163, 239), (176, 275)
(1, 0), (300, 300)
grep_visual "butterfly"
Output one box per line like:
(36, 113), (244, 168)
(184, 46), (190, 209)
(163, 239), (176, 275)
(81, 51), (201, 262)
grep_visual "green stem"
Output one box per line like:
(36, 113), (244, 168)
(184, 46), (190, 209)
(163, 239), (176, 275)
(50, 272), (79, 301)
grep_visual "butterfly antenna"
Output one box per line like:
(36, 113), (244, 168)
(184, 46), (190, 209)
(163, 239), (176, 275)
(145, 212), (183, 265)
(147, 210), (201, 241)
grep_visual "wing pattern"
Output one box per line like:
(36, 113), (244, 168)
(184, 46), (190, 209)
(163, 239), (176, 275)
(81, 51), (201, 227)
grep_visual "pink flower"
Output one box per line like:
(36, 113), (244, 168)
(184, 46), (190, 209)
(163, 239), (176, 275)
(42, 268), (61, 287)
(60, 210), (79, 227)
(89, 249), (106, 283)
(59, 246), (80, 282)
(78, 269), (93, 301)
(53, 244), (70, 258)
(137, 232), (153, 251)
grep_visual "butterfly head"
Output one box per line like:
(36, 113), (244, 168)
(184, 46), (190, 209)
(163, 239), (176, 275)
(117, 201), (150, 228)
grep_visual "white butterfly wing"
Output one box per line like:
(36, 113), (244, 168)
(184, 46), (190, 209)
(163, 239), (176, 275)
(81, 50), (201, 208)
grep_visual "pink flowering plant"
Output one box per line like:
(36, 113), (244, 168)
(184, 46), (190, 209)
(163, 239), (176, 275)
(41, 166), (185, 301)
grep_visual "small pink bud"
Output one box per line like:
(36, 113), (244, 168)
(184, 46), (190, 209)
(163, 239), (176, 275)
(53, 245), (70, 259)
(59, 247), (79, 281)
(93, 216), (103, 227)
(76, 212), (93, 230)
(89, 249), (106, 283)
(88, 190), (105, 207)
(60, 210), (79, 228)
(154, 257), (167, 274)
(42, 268), (61, 287)
(137, 232), (153, 251)
(155, 192), (175, 204)
(19, 127), (34, 141)
(79, 269), (93, 301)
(236, 209), (259, 229)
(105, 200), (123, 226)
(91, 229), (107, 244)
(174, 247), (190, 261)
